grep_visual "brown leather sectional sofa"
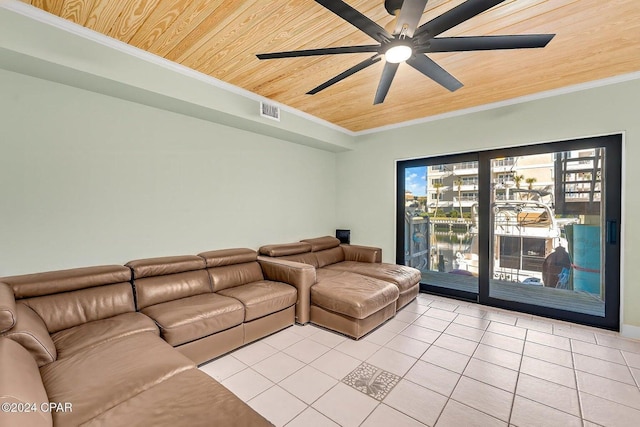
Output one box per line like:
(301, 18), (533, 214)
(0, 239), (420, 426)
(258, 236), (421, 338)
(0, 248), (301, 426)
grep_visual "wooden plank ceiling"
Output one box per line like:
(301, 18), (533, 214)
(22, 0), (640, 132)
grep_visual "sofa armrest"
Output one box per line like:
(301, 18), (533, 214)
(258, 257), (316, 324)
(341, 244), (382, 263)
(0, 282), (17, 333)
(0, 338), (53, 427)
(0, 303), (57, 367)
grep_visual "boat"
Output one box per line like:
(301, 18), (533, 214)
(455, 198), (576, 285)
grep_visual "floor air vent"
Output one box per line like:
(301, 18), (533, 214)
(260, 101), (280, 121)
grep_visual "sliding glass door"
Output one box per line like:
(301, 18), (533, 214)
(479, 136), (621, 328)
(397, 134), (622, 329)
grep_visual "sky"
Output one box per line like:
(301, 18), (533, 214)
(405, 166), (427, 197)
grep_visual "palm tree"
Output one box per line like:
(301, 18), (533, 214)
(433, 182), (443, 217)
(525, 177), (537, 199)
(511, 174), (524, 200)
(454, 178), (463, 218)
(513, 174), (524, 189)
(526, 177), (537, 190)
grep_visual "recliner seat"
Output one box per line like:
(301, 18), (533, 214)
(199, 248), (297, 344)
(127, 254), (246, 364)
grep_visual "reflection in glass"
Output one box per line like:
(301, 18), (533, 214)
(484, 149), (605, 316)
(404, 164), (478, 294)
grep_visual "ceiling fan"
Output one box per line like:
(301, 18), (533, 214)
(256, 0), (555, 104)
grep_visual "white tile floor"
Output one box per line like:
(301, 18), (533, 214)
(199, 293), (640, 426)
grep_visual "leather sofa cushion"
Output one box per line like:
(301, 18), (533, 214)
(52, 312), (158, 359)
(199, 248), (257, 267)
(0, 282), (16, 333)
(301, 236), (341, 252)
(134, 270), (212, 310)
(40, 332), (193, 426)
(3, 265), (130, 299)
(218, 281), (297, 322)
(81, 368), (272, 427)
(324, 261), (421, 292)
(126, 255), (205, 279)
(259, 242), (312, 257)
(311, 270), (399, 319)
(21, 282), (135, 333)
(0, 338), (52, 427)
(207, 262), (264, 292)
(314, 247), (345, 268)
(141, 294), (244, 346)
(0, 303), (56, 367)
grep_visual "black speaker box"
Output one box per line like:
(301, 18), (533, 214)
(336, 229), (350, 244)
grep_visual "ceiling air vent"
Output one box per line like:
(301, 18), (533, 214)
(260, 101), (280, 122)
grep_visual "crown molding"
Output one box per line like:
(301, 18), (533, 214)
(354, 71), (640, 136)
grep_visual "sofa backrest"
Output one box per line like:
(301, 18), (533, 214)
(314, 247), (345, 267)
(259, 237), (346, 268)
(301, 236), (345, 267)
(126, 255), (210, 310)
(300, 236), (341, 252)
(198, 248), (264, 292)
(1, 265), (134, 334)
(258, 242), (319, 267)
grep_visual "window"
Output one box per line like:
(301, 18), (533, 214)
(496, 173), (513, 184)
(454, 161), (478, 170)
(493, 157), (516, 167)
(462, 176), (478, 186)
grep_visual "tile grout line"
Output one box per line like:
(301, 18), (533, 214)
(506, 327), (527, 426)
(570, 338), (587, 424)
(431, 316), (490, 426)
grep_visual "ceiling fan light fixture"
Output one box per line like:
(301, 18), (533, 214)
(385, 44), (412, 63)
(256, 0), (556, 104)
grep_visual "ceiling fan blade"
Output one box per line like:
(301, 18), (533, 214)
(315, 0), (393, 43)
(307, 55), (382, 95)
(406, 54), (463, 91)
(394, 0), (429, 37)
(415, 0), (505, 39)
(257, 45), (380, 59)
(374, 62), (400, 104)
(424, 34), (555, 52)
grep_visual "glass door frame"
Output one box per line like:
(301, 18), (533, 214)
(396, 134), (622, 330)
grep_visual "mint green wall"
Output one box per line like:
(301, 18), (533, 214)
(0, 69), (337, 275)
(338, 79), (640, 332)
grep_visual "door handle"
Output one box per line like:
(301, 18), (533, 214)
(606, 220), (617, 244)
